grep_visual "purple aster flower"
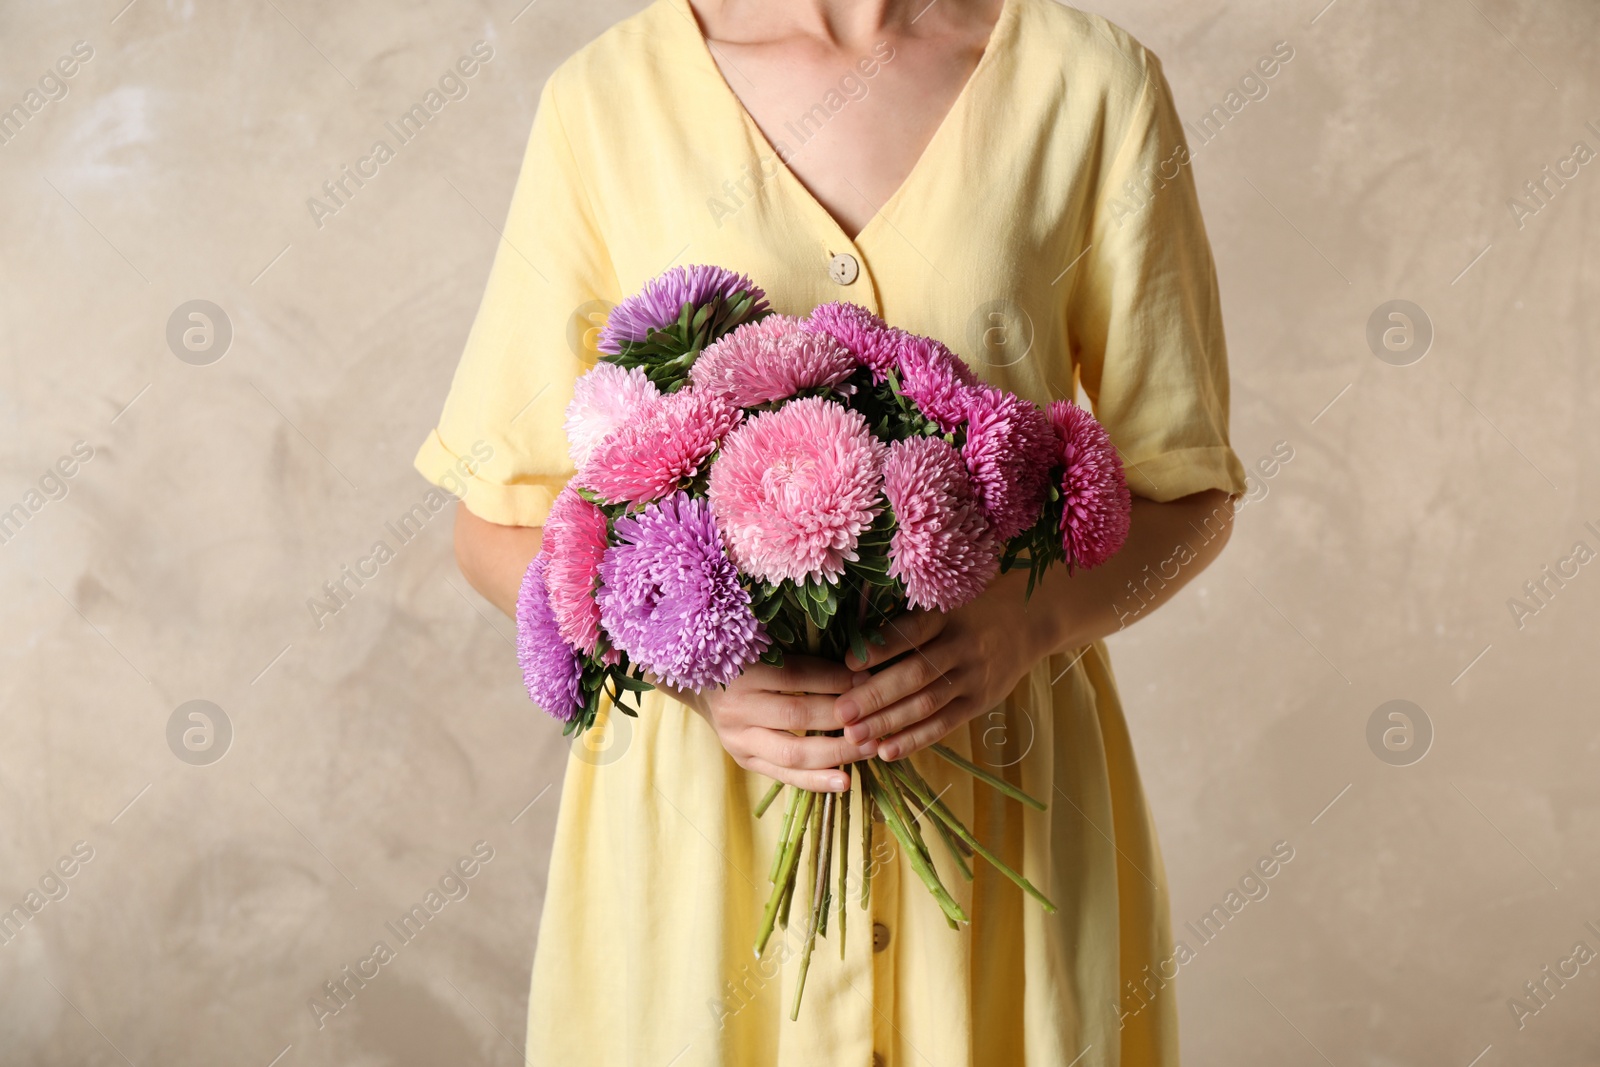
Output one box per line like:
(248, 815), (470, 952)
(516, 554), (583, 721)
(961, 384), (1059, 541)
(598, 265), (770, 354)
(597, 491), (769, 692)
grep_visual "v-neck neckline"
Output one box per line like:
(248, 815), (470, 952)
(672, 0), (1015, 248)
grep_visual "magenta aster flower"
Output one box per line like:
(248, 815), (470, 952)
(541, 487), (610, 655)
(882, 436), (1000, 611)
(597, 492), (768, 691)
(962, 385), (1059, 541)
(598, 265), (769, 353)
(691, 314), (857, 407)
(802, 302), (903, 383)
(564, 362), (661, 470)
(516, 554), (583, 721)
(896, 333), (980, 433)
(709, 396), (886, 585)
(578, 388), (741, 505)
(1048, 399), (1133, 569)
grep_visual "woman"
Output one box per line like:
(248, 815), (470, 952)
(415, 0), (1246, 1062)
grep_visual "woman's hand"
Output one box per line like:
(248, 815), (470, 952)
(834, 569), (1052, 762)
(665, 656), (878, 792)
(834, 490), (1240, 759)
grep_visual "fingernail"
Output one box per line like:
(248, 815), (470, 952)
(837, 701), (859, 725)
(830, 775), (849, 791)
(844, 724), (867, 744)
(879, 744), (898, 761)
(851, 672), (870, 687)
(856, 739), (878, 757)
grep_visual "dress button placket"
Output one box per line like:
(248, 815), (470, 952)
(868, 779), (896, 1067)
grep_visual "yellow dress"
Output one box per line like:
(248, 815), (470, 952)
(415, 0), (1248, 1062)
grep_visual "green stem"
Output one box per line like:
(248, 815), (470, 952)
(893, 765), (1057, 914)
(931, 743), (1047, 811)
(769, 786), (801, 882)
(754, 778), (784, 819)
(837, 769), (850, 959)
(872, 758), (932, 868)
(857, 763), (874, 912)
(792, 791), (835, 1020)
(885, 761), (972, 881)
(895, 759), (972, 857)
(756, 790), (814, 956)
(859, 763), (966, 925)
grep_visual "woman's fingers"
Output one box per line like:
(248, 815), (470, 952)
(877, 700), (972, 761)
(741, 655), (858, 696)
(836, 642), (956, 733)
(743, 757), (851, 794)
(741, 727), (877, 772)
(844, 610), (947, 670)
(727, 691), (851, 734)
(841, 673), (964, 748)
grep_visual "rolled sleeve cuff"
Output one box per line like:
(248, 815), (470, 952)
(1120, 444), (1248, 504)
(412, 429), (562, 528)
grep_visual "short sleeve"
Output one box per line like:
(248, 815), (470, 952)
(413, 78), (618, 527)
(1067, 52), (1248, 504)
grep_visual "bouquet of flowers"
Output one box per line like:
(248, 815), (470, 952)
(518, 265), (1132, 1017)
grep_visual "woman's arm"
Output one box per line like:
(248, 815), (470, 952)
(835, 489), (1236, 760)
(453, 502), (543, 618)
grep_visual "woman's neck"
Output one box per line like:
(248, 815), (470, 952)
(696, 0), (998, 49)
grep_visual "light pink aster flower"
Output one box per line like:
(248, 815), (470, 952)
(895, 333), (980, 433)
(563, 362), (661, 469)
(802, 302), (903, 383)
(882, 436), (1000, 611)
(690, 314), (857, 407)
(541, 486), (610, 655)
(579, 389), (741, 505)
(1048, 399), (1133, 569)
(962, 385), (1059, 541)
(708, 396), (886, 585)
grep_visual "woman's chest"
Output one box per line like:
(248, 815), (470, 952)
(699, 29), (990, 243)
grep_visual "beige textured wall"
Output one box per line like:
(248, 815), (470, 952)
(2, 0), (1596, 1064)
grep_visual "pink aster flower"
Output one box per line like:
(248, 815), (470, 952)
(708, 396), (886, 585)
(579, 389), (741, 505)
(690, 314), (857, 407)
(802, 302), (903, 383)
(1048, 399), (1133, 569)
(882, 436), (1000, 611)
(540, 487), (610, 655)
(895, 333), (980, 433)
(563, 362), (661, 469)
(962, 385), (1059, 541)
